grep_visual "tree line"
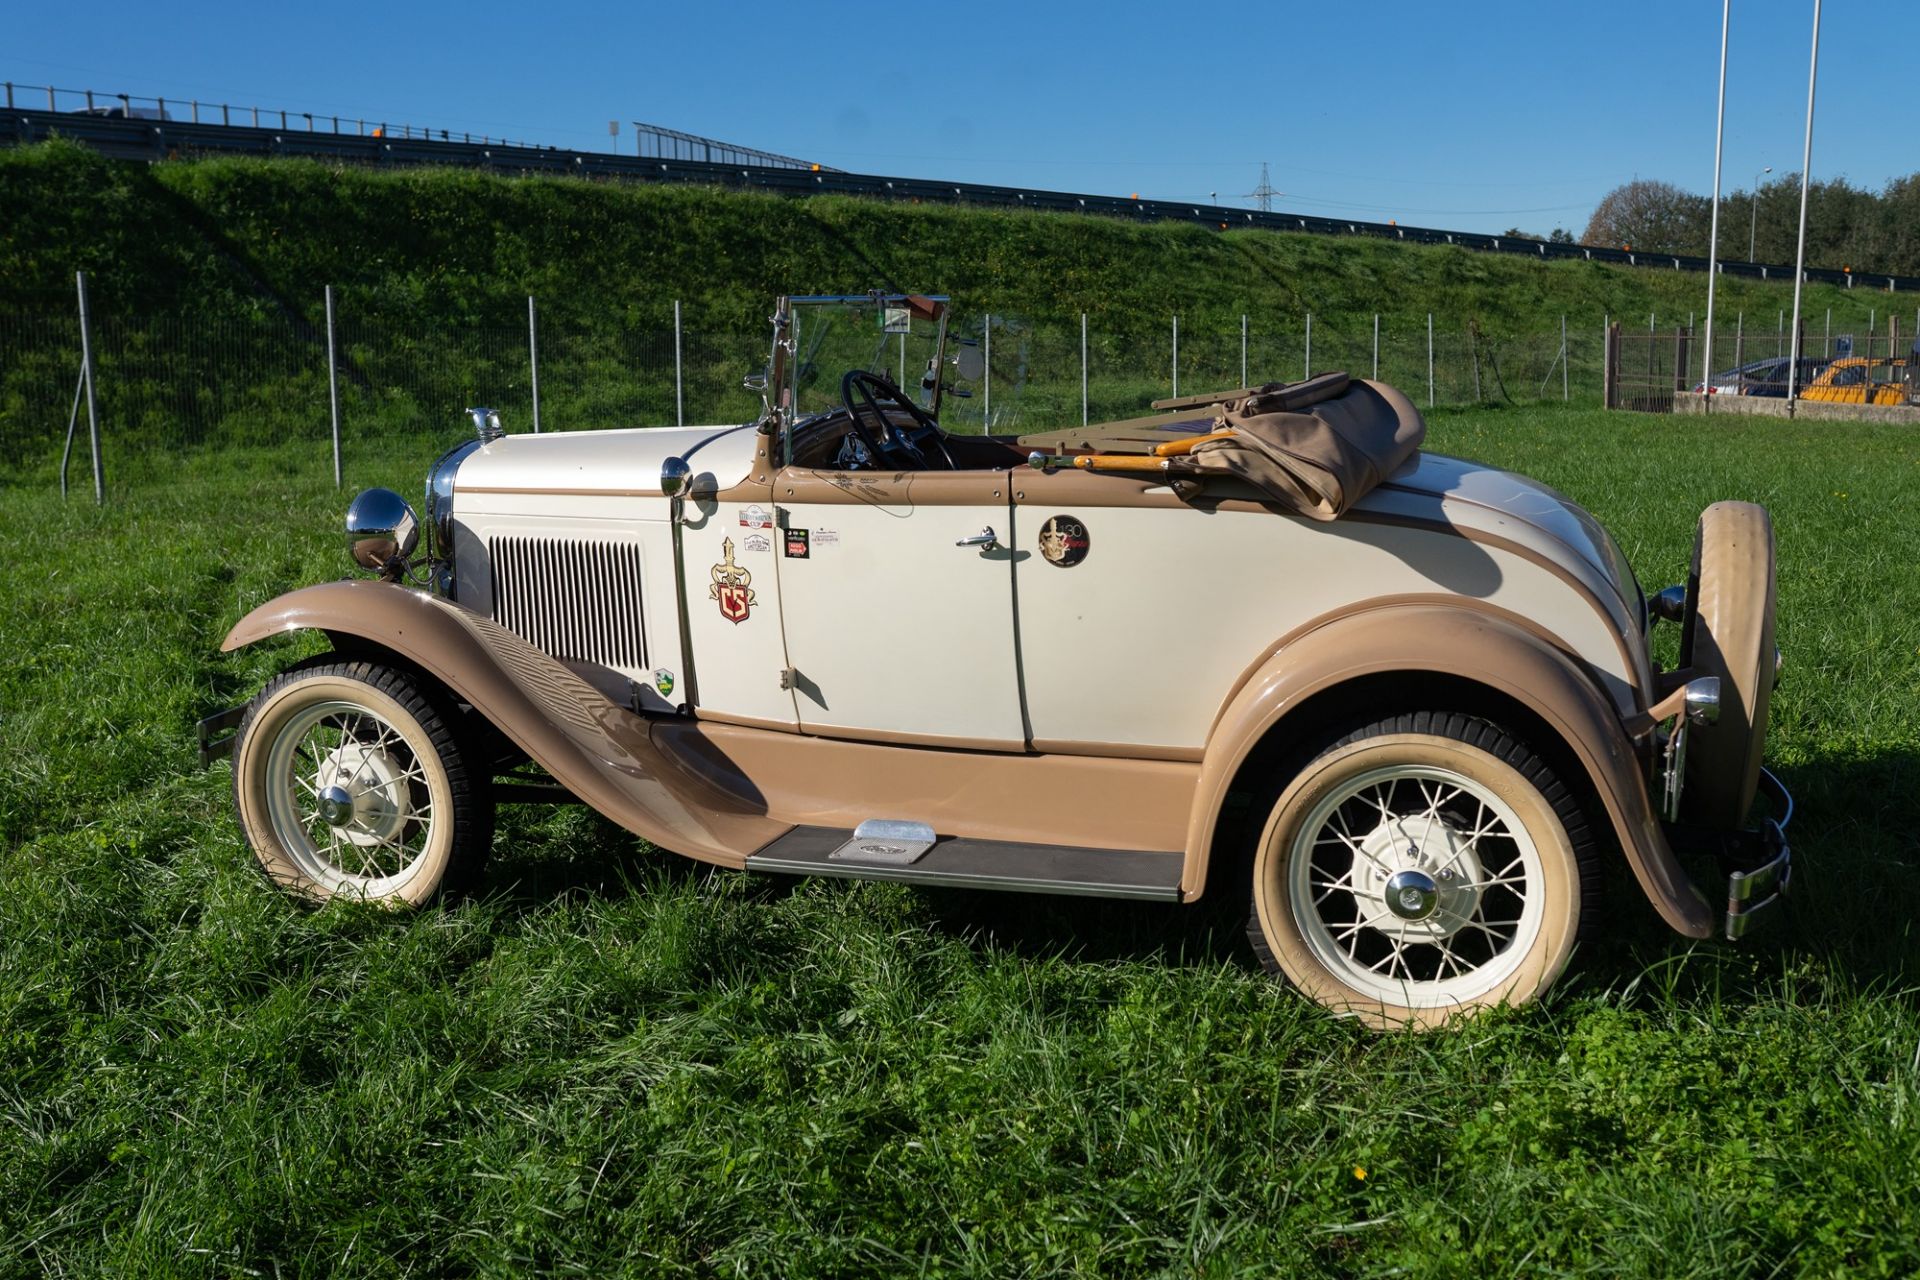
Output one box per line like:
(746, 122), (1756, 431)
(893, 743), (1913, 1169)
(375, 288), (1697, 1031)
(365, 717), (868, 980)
(1566, 175), (1920, 276)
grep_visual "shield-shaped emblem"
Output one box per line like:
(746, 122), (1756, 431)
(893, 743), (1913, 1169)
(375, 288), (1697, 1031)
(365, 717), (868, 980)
(708, 537), (757, 624)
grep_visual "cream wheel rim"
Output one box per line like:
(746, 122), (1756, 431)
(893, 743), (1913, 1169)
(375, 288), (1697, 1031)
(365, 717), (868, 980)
(260, 697), (444, 897)
(1288, 763), (1546, 1006)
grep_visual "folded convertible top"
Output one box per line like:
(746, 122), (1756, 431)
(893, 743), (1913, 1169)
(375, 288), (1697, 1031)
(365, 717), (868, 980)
(1019, 373), (1426, 521)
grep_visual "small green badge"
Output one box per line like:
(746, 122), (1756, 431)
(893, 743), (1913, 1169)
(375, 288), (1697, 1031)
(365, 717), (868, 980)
(654, 669), (675, 698)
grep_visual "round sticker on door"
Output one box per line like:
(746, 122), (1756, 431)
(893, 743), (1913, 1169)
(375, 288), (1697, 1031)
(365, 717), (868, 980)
(1038, 514), (1090, 568)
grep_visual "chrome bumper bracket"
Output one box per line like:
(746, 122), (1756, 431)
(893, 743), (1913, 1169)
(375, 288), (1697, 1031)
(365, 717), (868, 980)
(1724, 767), (1793, 940)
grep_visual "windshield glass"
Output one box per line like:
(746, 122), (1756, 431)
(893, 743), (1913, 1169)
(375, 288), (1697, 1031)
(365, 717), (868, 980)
(786, 295), (948, 423)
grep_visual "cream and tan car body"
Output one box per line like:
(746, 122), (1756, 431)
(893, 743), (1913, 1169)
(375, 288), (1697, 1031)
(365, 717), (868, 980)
(218, 296), (1784, 941)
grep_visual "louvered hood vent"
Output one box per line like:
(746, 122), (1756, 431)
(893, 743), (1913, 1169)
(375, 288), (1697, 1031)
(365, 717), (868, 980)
(488, 535), (648, 672)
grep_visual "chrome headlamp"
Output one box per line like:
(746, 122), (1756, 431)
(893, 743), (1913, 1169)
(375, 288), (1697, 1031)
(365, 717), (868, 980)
(345, 487), (420, 580)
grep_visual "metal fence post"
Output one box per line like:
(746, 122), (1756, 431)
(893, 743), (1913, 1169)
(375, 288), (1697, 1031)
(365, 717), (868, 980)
(76, 271), (103, 503)
(1241, 314), (1248, 387)
(1171, 314), (1179, 398)
(1080, 312), (1088, 426)
(1426, 313), (1434, 407)
(1603, 313), (1609, 400)
(984, 314), (992, 424)
(1825, 307), (1831, 356)
(673, 299), (684, 427)
(1372, 314), (1379, 381)
(325, 285), (341, 488)
(1561, 315), (1569, 401)
(1304, 312), (1312, 379)
(528, 295), (541, 433)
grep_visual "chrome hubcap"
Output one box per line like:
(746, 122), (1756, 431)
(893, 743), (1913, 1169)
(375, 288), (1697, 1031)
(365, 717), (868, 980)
(316, 784), (355, 828)
(1384, 868), (1439, 920)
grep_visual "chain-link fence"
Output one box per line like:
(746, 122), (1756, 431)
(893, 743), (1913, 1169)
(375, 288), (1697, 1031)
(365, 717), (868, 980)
(6, 287), (1728, 499)
(1607, 309), (1920, 411)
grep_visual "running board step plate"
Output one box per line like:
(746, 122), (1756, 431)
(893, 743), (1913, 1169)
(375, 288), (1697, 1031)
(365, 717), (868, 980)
(747, 826), (1184, 901)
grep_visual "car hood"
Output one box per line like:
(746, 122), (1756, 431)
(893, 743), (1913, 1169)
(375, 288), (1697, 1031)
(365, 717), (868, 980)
(455, 422), (761, 496)
(1358, 451), (1644, 617)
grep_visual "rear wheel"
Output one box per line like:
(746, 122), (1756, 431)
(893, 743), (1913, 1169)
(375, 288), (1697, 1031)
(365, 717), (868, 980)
(1246, 712), (1598, 1029)
(233, 659), (493, 906)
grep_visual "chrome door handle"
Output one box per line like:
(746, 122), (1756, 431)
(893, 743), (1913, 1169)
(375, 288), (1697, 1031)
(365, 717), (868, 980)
(955, 527), (998, 548)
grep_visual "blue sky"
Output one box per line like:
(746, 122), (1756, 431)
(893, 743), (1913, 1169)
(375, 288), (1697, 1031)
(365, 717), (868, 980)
(9, 0), (1903, 236)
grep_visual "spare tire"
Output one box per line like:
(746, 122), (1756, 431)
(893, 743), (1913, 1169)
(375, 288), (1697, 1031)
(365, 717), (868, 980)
(1680, 501), (1776, 828)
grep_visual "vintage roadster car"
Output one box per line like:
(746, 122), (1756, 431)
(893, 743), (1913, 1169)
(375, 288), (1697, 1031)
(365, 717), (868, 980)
(204, 293), (1791, 1028)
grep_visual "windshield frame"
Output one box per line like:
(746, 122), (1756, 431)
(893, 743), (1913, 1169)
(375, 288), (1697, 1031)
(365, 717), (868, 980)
(773, 293), (950, 466)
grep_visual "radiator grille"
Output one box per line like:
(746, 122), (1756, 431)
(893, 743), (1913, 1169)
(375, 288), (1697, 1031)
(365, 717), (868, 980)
(488, 535), (648, 671)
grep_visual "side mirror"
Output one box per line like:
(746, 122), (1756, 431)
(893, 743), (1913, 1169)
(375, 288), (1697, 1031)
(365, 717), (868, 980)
(951, 342), (986, 382)
(660, 456), (692, 497)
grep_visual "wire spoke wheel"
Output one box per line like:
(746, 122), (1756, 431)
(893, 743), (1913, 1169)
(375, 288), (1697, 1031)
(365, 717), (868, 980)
(1290, 764), (1544, 1003)
(264, 699), (440, 895)
(232, 660), (492, 907)
(1247, 714), (1595, 1029)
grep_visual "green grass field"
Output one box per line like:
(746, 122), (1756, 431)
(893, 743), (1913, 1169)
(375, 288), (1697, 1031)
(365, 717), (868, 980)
(3, 405), (1920, 1277)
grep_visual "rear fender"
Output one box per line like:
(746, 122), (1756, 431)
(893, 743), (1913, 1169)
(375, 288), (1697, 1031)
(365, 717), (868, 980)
(222, 580), (787, 866)
(1185, 601), (1715, 938)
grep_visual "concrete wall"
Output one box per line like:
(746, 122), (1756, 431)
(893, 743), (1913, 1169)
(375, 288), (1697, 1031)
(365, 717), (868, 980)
(1672, 391), (1920, 424)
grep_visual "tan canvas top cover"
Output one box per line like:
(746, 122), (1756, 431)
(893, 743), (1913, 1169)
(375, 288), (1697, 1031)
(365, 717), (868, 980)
(1020, 373), (1426, 521)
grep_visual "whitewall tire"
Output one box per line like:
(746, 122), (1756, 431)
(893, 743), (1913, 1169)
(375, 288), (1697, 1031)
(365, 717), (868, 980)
(1247, 713), (1599, 1029)
(233, 660), (492, 907)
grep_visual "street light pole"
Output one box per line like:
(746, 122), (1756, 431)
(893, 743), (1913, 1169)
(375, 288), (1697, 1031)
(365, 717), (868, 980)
(1702, 0), (1730, 398)
(1785, 1), (1822, 402)
(1749, 165), (1772, 260)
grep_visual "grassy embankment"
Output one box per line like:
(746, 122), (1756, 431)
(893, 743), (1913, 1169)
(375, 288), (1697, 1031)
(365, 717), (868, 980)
(2, 404), (1918, 1276)
(1, 140), (1903, 482)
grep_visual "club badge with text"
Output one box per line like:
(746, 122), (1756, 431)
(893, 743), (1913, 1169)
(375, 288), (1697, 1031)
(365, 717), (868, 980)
(709, 537), (757, 623)
(1038, 514), (1090, 568)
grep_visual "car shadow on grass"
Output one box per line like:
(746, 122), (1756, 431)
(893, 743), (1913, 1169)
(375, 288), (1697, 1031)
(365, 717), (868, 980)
(912, 886), (1259, 971)
(1575, 751), (1920, 1012)
(473, 749), (1920, 1003)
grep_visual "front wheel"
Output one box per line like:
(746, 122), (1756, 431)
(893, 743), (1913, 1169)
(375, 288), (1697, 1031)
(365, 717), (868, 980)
(1246, 713), (1598, 1029)
(232, 659), (493, 906)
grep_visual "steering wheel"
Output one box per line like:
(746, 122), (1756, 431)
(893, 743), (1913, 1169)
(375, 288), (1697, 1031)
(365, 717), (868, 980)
(840, 369), (957, 470)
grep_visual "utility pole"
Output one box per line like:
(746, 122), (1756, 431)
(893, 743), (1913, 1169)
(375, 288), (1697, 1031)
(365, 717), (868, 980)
(1245, 162), (1277, 213)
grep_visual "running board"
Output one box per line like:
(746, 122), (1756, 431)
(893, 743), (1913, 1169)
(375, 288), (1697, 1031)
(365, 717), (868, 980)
(745, 826), (1185, 901)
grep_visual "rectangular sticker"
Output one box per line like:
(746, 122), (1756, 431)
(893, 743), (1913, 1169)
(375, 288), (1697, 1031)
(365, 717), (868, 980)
(739, 504), (773, 529)
(784, 528), (811, 559)
(814, 528), (840, 547)
(742, 532), (771, 553)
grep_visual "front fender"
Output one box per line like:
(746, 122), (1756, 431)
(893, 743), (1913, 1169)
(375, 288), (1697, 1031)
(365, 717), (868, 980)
(223, 580), (787, 867)
(1184, 601), (1715, 938)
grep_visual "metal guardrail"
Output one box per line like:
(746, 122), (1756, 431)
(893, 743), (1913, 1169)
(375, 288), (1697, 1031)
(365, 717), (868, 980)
(7, 104), (1920, 294)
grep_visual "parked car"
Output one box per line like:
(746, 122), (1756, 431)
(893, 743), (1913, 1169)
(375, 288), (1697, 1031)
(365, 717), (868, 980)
(1799, 355), (1910, 405)
(202, 293), (1791, 1028)
(1694, 355), (1831, 397)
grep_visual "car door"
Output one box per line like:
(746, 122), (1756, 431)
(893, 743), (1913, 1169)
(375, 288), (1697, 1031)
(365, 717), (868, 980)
(774, 467), (1025, 748)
